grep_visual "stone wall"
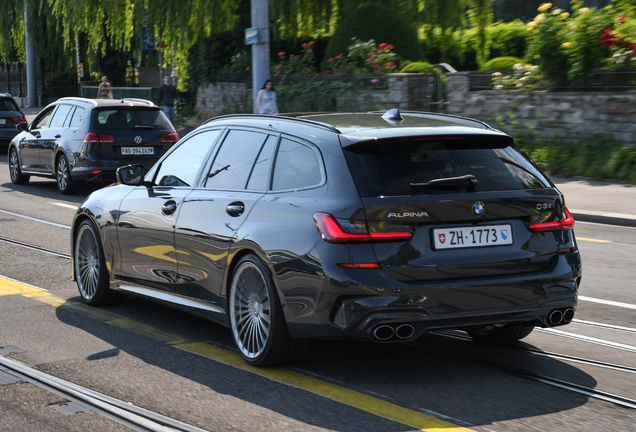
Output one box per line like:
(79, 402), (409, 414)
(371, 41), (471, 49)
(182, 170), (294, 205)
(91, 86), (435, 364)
(196, 81), (252, 113)
(447, 72), (636, 145)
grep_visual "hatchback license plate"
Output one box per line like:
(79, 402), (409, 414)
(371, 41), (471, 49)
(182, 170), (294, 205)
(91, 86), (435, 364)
(0, 119), (5, 124)
(433, 224), (513, 250)
(121, 147), (153, 155)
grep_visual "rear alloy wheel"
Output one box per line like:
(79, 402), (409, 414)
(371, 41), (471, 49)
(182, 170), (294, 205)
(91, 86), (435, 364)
(8, 147), (29, 185)
(229, 254), (306, 366)
(57, 153), (80, 195)
(74, 220), (126, 306)
(467, 324), (534, 344)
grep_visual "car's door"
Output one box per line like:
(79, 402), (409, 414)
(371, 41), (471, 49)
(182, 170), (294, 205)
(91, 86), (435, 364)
(173, 129), (277, 302)
(18, 106), (54, 172)
(115, 129), (222, 290)
(36, 104), (74, 173)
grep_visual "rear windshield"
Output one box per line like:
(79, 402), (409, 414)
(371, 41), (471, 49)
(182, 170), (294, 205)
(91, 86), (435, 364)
(90, 108), (172, 131)
(343, 139), (551, 197)
(0, 98), (20, 112)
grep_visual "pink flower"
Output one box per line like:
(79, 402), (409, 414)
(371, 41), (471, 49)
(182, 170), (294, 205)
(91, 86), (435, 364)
(309, 65), (314, 68)
(378, 43), (387, 49)
(323, 71), (328, 75)
(386, 44), (394, 49)
(327, 58), (333, 63)
(373, 65), (379, 71)
(371, 78), (380, 84)
(491, 72), (502, 76)
(385, 62), (393, 67)
(294, 56), (299, 61)
(367, 52), (373, 57)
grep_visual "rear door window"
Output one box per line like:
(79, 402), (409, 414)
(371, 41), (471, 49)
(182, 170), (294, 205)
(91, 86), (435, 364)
(91, 108), (172, 131)
(272, 138), (322, 191)
(69, 107), (86, 128)
(343, 138), (551, 197)
(49, 104), (73, 128)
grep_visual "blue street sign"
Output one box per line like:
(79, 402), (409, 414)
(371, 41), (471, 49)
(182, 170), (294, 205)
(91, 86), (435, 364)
(245, 27), (259, 45)
(142, 27), (155, 50)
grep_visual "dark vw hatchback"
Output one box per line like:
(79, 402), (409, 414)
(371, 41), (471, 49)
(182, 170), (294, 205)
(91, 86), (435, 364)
(8, 97), (178, 194)
(71, 110), (582, 366)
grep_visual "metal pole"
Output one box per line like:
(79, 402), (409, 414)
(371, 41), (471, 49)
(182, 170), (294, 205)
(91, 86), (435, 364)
(251, 0), (270, 112)
(5, 63), (12, 95)
(24, 1), (37, 107)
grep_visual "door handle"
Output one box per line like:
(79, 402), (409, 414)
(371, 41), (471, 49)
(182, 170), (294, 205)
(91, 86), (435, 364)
(162, 200), (177, 215)
(226, 202), (245, 217)
(55, 134), (61, 138)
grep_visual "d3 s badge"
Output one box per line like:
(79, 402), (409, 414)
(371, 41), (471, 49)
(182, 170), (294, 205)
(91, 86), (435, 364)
(438, 233), (446, 244)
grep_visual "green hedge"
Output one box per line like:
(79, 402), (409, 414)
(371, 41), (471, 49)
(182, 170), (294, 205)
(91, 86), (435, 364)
(324, 4), (423, 68)
(400, 62), (434, 73)
(482, 57), (523, 71)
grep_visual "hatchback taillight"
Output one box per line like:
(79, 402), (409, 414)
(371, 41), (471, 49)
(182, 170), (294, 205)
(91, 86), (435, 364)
(11, 116), (26, 123)
(83, 133), (115, 143)
(161, 133), (179, 143)
(529, 208), (575, 233)
(314, 212), (412, 244)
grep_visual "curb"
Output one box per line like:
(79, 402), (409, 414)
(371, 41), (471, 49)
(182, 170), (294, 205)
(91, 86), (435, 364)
(569, 210), (636, 228)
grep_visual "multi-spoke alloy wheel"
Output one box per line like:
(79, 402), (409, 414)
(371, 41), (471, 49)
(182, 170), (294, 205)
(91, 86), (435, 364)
(229, 254), (305, 366)
(74, 220), (124, 306)
(57, 154), (79, 195)
(9, 147), (29, 185)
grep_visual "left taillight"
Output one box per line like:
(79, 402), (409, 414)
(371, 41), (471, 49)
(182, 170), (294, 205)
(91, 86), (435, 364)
(11, 116), (26, 123)
(529, 207), (575, 233)
(314, 212), (412, 244)
(161, 133), (179, 143)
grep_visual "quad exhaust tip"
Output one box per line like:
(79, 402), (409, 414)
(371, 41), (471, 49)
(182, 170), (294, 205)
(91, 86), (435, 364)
(395, 324), (415, 340)
(373, 325), (395, 341)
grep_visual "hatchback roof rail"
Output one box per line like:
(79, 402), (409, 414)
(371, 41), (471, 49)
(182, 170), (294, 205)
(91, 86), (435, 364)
(204, 114), (342, 134)
(57, 97), (98, 106)
(121, 98), (156, 106)
(368, 110), (493, 129)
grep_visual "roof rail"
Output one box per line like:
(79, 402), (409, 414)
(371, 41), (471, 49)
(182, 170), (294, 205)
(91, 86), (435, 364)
(368, 110), (493, 130)
(204, 114), (341, 134)
(121, 98), (155, 106)
(58, 97), (98, 106)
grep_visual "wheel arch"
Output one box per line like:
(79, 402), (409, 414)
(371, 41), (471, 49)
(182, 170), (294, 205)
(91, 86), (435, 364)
(70, 212), (99, 281)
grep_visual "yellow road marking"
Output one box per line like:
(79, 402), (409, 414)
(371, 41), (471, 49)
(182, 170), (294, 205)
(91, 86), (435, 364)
(177, 342), (475, 432)
(1, 275), (475, 431)
(577, 237), (612, 243)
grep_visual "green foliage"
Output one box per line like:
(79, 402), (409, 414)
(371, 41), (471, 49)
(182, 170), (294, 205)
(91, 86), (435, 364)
(400, 61), (434, 72)
(566, 3), (615, 79)
(482, 56), (523, 71)
(324, 4), (423, 68)
(525, 4), (570, 79)
(45, 69), (78, 98)
(473, 0), (493, 68)
(276, 78), (360, 112)
(487, 20), (529, 58)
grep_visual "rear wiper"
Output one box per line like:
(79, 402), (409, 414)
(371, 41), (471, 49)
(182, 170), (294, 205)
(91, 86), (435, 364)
(134, 125), (160, 130)
(411, 174), (478, 190)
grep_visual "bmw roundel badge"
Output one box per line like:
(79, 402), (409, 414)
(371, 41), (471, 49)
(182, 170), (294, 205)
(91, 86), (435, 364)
(472, 201), (485, 216)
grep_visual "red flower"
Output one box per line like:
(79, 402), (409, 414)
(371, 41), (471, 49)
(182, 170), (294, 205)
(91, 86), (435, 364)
(327, 58), (333, 63)
(376, 48), (383, 52)
(277, 51), (286, 57)
(308, 41), (315, 46)
(302, 43), (308, 48)
(274, 66), (280, 70)
(373, 65), (379, 71)
(385, 62), (393, 67)
(294, 56), (300, 61)
(378, 43), (387, 49)
(386, 44), (394, 49)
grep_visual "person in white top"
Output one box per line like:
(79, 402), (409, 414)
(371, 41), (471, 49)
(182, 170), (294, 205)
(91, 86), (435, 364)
(256, 79), (279, 114)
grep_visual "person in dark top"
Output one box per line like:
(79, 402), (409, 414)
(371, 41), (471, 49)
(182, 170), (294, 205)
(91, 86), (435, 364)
(157, 76), (180, 124)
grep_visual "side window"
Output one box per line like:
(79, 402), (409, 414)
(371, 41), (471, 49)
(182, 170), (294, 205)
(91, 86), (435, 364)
(246, 135), (278, 190)
(153, 130), (221, 187)
(32, 107), (55, 129)
(272, 138), (322, 191)
(205, 130), (268, 189)
(69, 107), (86, 128)
(49, 104), (73, 128)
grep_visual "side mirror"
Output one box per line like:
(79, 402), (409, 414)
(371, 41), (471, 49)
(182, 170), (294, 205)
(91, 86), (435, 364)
(16, 122), (29, 132)
(116, 165), (146, 186)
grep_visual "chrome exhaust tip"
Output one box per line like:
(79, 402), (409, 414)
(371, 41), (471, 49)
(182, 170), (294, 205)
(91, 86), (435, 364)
(373, 325), (395, 341)
(563, 308), (575, 324)
(395, 324), (415, 340)
(548, 309), (564, 326)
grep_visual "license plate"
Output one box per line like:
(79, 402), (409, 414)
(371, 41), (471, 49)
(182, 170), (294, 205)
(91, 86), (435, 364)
(433, 224), (513, 250)
(0, 119), (5, 125)
(121, 147), (154, 155)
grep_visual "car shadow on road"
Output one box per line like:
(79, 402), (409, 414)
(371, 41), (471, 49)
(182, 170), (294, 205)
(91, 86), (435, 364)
(50, 295), (599, 431)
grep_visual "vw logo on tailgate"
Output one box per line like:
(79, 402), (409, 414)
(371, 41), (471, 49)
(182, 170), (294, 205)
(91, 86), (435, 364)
(134, 136), (143, 144)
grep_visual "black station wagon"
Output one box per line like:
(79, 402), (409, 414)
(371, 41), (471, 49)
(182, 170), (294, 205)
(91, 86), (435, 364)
(8, 97), (178, 194)
(71, 110), (582, 366)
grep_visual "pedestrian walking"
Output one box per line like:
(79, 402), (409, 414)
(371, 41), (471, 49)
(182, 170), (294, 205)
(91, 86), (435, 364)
(97, 76), (113, 99)
(157, 76), (180, 124)
(255, 79), (278, 114)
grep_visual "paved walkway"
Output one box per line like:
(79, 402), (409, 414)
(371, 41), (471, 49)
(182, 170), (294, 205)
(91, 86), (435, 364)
(19, 106), (636, 227)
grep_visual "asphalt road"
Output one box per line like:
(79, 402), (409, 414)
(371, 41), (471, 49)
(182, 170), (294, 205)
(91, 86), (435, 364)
(0, 146), (635, 431)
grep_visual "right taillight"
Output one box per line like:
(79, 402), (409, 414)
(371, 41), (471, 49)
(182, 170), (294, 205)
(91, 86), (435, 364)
(161, 133), (180, 143)
(529, 207), (575, 233)
(314, 212), (412, 244)
(83, 133), (115, 143)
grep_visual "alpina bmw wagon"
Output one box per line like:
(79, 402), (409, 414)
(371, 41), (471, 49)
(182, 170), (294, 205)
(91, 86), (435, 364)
(71, 109), (582, 366)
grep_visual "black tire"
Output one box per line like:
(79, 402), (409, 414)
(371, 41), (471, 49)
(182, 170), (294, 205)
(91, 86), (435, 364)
(8, 146), (30, 185)
(229, 254), (307, 366)
(467, 324), (534, 344)
(56, 153), (80, 195)
(74, 220), (126, 306)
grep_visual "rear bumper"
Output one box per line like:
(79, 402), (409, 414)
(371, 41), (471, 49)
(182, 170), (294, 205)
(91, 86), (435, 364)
(283, 250), (582, 340)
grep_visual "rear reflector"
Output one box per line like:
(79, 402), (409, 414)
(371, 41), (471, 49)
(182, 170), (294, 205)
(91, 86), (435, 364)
(314, 212), (412, 244)
(83, 133), (115, 143)
(11, 116), (26, 123)
(87, 171), (103, 175)
(529, 208), (575, 233)
(558, 247), (578, 254)
(161, 133), (180, 143)
(337, 263), (380, 268)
